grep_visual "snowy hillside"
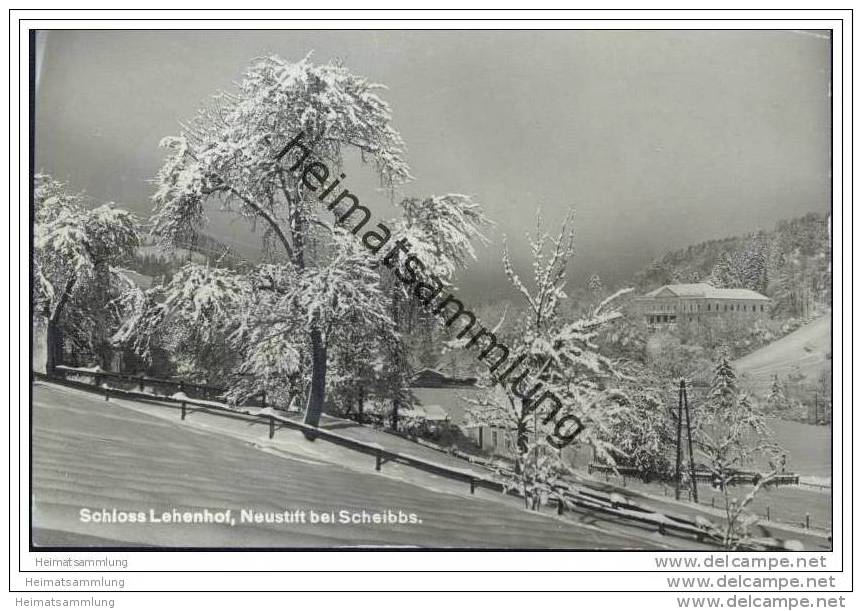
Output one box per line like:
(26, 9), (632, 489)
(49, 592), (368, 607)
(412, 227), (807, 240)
(33, 382), (680, 549)
(734, 315), (831, 391)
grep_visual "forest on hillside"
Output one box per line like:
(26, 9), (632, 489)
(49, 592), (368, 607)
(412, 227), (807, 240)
(633, 212), (831, 319)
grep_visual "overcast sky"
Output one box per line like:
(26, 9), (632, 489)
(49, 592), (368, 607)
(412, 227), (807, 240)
(35, 29), (831, 299)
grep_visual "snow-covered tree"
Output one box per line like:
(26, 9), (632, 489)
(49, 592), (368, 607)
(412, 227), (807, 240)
(603, 386), (675, 481)
(466, 208), (631, 508)
(383, 193), (492, 427)
(120, 54), (491, 430)
(136, 54), (412, 426)
(710, 252), (743, 289)
(395, 194), (491, 279)
(696, 357), (784, 548)
(34, 174), (139, 373)
(766, 374), (788, 414)
(709, 240), (768, 294)
(741, 238), (768, 294)
(587, 272), (604, 305)
(708, 356), (738, 414)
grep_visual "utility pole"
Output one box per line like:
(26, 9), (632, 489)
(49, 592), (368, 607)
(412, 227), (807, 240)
(674, 379), (699, 502)
(674, 380), (684, 500)
(683, 379), (698, 503)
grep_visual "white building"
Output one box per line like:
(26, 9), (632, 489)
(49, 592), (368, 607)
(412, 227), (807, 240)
(634, 283), (770, 326)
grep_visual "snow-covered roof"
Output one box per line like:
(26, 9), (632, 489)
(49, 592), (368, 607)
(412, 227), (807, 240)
(420, 405), (449, 421)
(643, 283), (769, 301)
(118, 268), (153, 289)
(403, 404), (450, 421)
(410, 368), (477, 388)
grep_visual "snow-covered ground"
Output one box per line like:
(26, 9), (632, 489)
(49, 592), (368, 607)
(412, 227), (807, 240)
(33, 382), (691, 549)
(734, 315), (831, 391)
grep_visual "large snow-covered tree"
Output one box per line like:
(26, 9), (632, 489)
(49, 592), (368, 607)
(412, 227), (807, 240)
(33, 174), (139, 374)
(120, 54), (489, 430)
(139, 54), (410, 426)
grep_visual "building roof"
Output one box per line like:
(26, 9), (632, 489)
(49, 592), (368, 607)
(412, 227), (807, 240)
(118, 268), (153, 289)
(410, 368), (477, 388)
(643, 283), (769, 301)
(402, 404), (450, 421)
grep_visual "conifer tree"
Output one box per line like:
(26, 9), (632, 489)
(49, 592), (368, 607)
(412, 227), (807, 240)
(708, 356), (738, 414)
(696, 356), (784, 548)
(766, 374), (787, 414)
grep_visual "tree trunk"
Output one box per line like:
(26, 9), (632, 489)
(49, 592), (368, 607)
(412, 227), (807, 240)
(45, 275), (76, 376)
(391, 398), (400, 431)
(513, 418), (529, 475)
(302, 326), (327, 435)
(516, 417), (529, 455)
(45, 318), (63, 376)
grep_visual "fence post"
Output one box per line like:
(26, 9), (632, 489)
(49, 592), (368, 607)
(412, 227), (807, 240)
(139, 376), (145, 392)
(470, 479), (476, 495)
(375, 450), (382, 471)
(766, 506), (770, 521)
(261, 390), (267, 409)
(181, 401), (186, 420)
(269, 416), (274, 439)
(557, 500), (564, 515)
(805, 513), (810, 529)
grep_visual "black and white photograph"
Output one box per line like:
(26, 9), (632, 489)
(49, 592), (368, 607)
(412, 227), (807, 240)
(28, 26), (835, 555)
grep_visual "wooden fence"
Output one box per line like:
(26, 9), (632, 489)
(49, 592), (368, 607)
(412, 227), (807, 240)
(588, 462), (800, 487)
(55, 365), (267, 407)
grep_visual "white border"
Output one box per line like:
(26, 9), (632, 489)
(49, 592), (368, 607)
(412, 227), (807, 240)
(6, 9), (853, 598)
